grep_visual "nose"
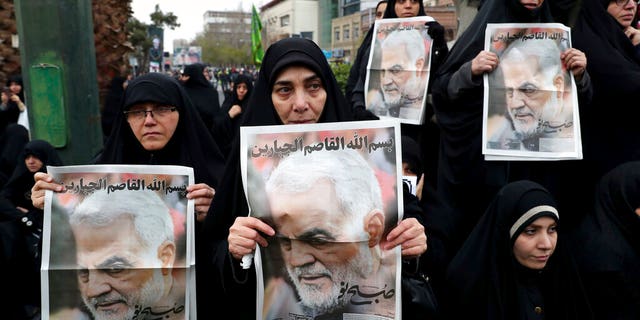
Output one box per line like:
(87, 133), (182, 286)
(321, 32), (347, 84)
(143, 111), (158, 124)
(83, 270), (112, 298)
(286, 240), (316, 267)
(381, 71), (393, 85)
(508, 90), (525, 109)
(291, 91), (308, 113)
(537, 233), (553, 250)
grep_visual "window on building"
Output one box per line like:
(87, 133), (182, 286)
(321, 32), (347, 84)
(343, 25), (350, 40)
(343, 0), (360, 15)
(280, 15), (290, 27)
(335, 27), (340, 41)
(353, 23), (359, 39)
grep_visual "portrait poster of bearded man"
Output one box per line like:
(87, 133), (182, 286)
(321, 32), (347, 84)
(482, 23), (582, 160)
(365, 16), (434, 125)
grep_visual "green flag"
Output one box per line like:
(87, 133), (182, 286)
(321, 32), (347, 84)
(251, 4), (264, 66)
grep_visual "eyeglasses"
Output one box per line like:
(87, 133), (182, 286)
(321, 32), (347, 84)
(615, 0), (637, 6)
(124, 106), (177, 122)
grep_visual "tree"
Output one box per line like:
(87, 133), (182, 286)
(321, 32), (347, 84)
(92, 0), (135, 109)
(330, 62), (352, 95)
(193, 31), (252, 66)
(0, 0), (21, 84)
(126, 4), (179, 74)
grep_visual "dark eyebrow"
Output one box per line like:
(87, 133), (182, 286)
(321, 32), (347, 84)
(295, 228), (336, 242)
(273, 74), (322, 87)
(95, 256), (135, 269)
(304, 75), (322, 83)
(384, 64), (404, 71)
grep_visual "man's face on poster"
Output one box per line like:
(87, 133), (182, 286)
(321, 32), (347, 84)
(268, 180), (375, 315)
(501, 55), (564, 141)
(73, 216), (171, 320)
(380, 43), (426, 109)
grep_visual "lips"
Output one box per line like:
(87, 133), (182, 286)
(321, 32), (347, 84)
(298, 273), (330, 286)
(93, 299), (127, 314)
(513, 113), (534, 123)
(288, 120), (314, 124)
(534, 255), (549, 262)
(143, 131), (161, 137)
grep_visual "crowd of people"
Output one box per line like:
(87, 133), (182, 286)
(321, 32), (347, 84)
(0, 0), (638, 318)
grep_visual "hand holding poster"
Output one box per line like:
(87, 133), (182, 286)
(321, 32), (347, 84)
(241, 120), (403, 319)
(482, 23), (582, 160)
(41, 165), (195, 320)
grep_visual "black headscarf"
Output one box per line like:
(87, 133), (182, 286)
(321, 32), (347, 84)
(443, 180), (593, 320)
(569, 161), (640, 318)
(101, 75), (126, 140)
(382, 0), (427, 18)
(5, 75), (25, 105)
(401, 135), (423, 177)
(213, 74), (255, 157)
(0, 75), (24, 132)
(0, 124), (30, 186)
(241, 38), (352, 126)
(223, 74), (254, 109)
(345, 1), (388, 104)
(571, 0), (640, 180)
(181, 63), (221, 129)
(1, 140), (63, 213)
(96, 72), (225, 188)
(204, 37), (354, 319)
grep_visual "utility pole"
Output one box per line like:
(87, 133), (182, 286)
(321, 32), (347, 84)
(14, 0), (103, 164)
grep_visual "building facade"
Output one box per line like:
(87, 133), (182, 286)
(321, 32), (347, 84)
(255, 0), (457, 62)
(330, 12), (361, 63)
(260, 0), (320, 47)
(203, 10), (252, 48)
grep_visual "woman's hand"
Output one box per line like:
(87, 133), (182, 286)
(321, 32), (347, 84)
(561, 48), (587, 81)
(381, 217), (427, 259)
(228, 216), (275, 260)
(625, 26), (640, 46)
(31, 172), (64, 210)
(471, 50), (499, 76)
(228, 104), (242, 119)
(186, 183), (215, 222)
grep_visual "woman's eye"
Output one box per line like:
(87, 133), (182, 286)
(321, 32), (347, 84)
(275, 87), (291, 94)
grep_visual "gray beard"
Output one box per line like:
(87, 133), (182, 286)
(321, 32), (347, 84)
(84, 269), (165, 320)
(288, 244), (374, 316)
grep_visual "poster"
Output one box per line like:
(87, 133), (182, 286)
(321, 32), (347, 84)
(482, 23), (582, 160)
(240, 120), (403, 319)
(41, 165), (195, 320)
(365, 16), (434, 125)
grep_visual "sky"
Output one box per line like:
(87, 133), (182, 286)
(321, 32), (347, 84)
(131, 0), (263, 52)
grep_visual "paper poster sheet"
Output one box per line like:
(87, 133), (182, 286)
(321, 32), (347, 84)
(365, 16), (435, 125)
(41, 165), (195, 320)
(240, 120), (403, 320)
(482, 23), (582, 160)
